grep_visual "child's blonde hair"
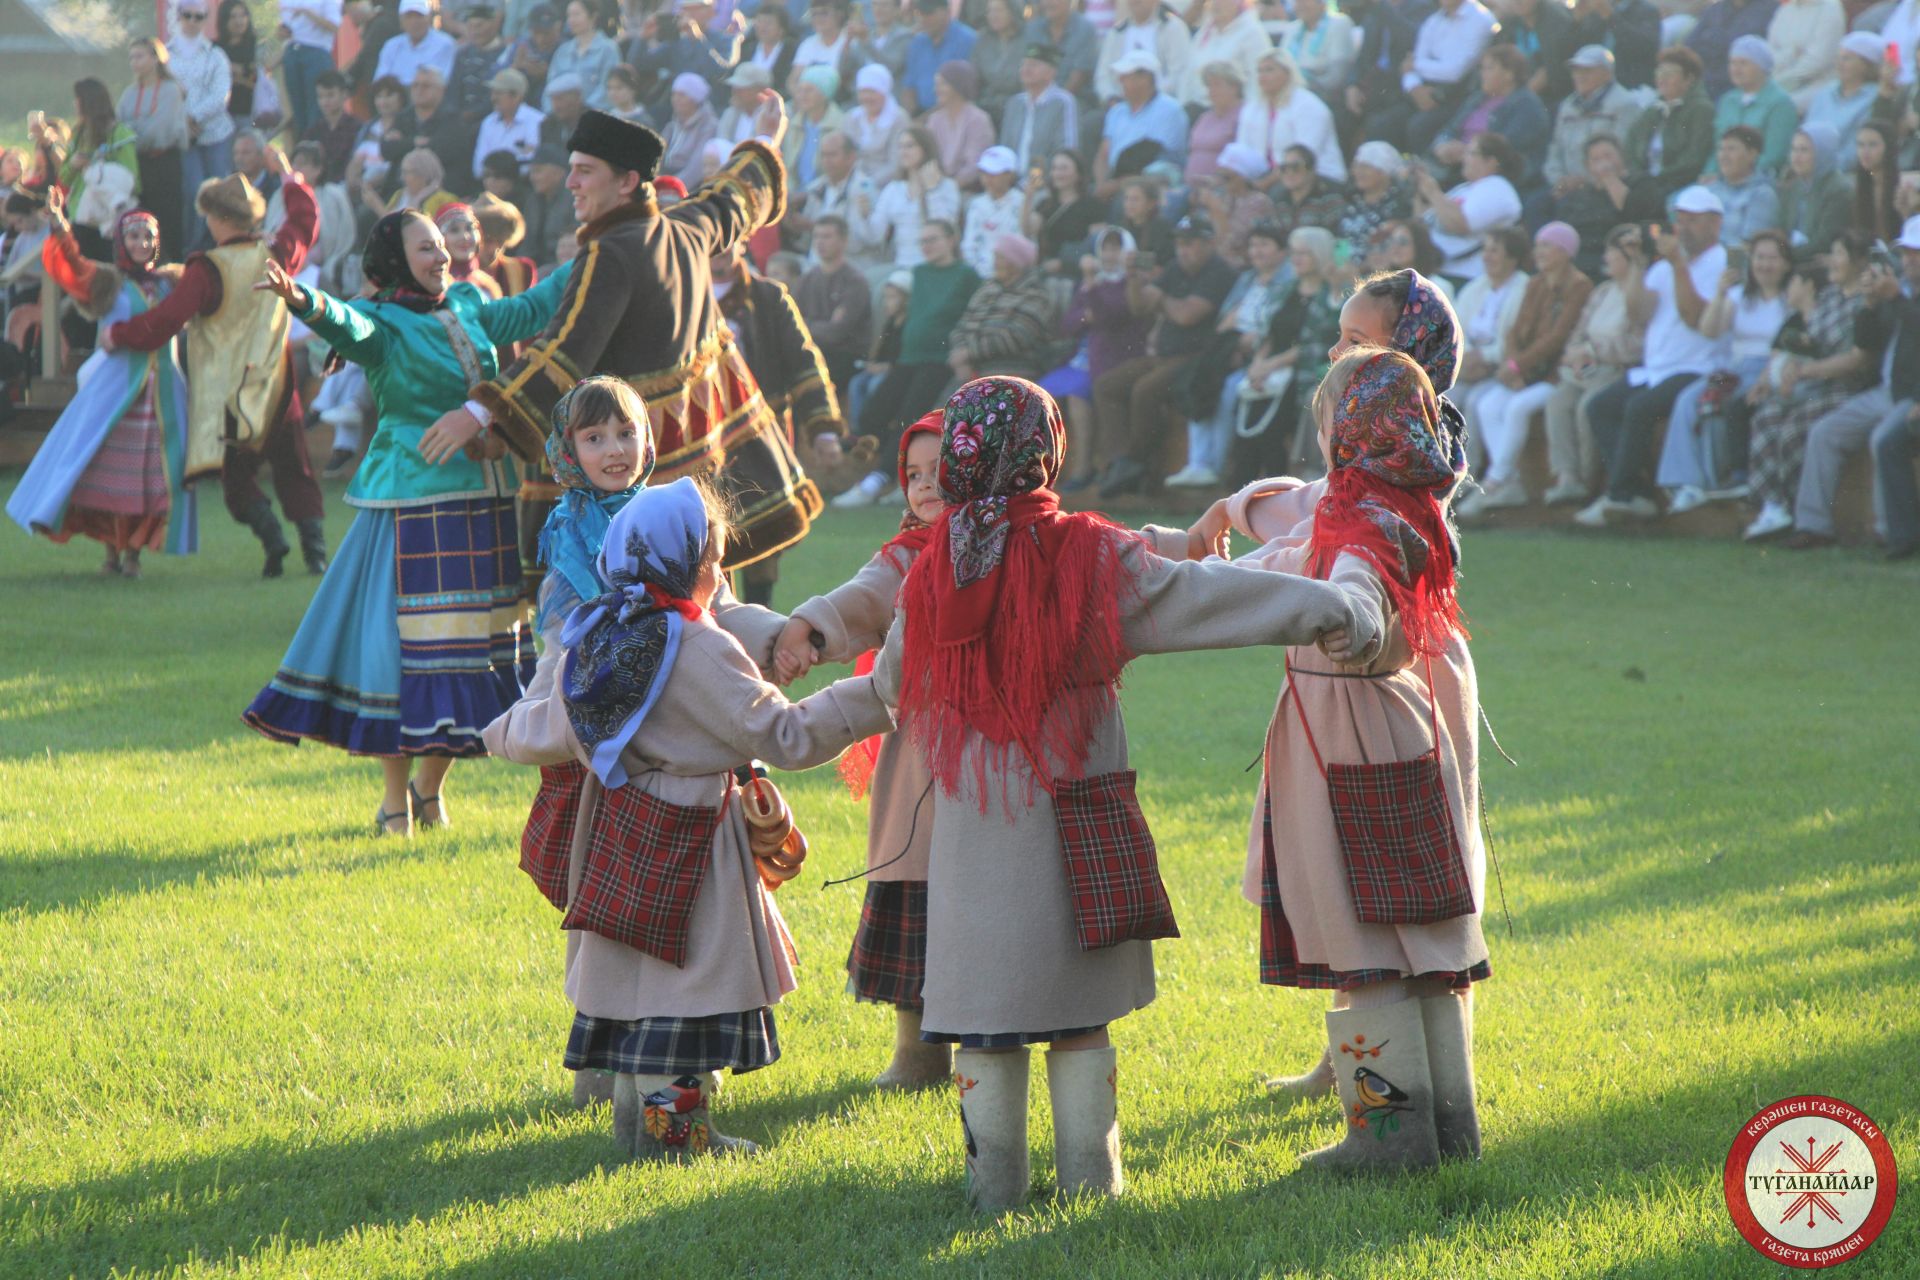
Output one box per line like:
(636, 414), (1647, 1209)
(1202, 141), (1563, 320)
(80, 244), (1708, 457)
(689, 472), (737, 574)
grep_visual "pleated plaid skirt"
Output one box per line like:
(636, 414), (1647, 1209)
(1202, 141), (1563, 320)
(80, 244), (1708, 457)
(563, 1007), (780, 1075)
(845, 879), (929, 1010)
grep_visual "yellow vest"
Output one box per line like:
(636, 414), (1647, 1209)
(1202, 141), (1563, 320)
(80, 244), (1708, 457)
(184, 240), (290, 479)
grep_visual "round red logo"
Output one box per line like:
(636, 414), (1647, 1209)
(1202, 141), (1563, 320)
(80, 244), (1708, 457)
(1725, 1095), (1899, 1268)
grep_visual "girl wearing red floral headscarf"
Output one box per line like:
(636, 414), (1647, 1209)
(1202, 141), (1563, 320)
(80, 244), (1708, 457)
(1239, 346), (1488, 1176)
(869, 375), (1361, 1212)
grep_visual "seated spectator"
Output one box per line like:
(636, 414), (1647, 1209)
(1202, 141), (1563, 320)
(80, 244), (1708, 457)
(794, 0), (858, 90)
(1099, 0), (1194, 107)
(1542, 46), (1646, 195)
(1091, 213), (1239, 495)
(520, 142), (574, 264)
(472, 68), (545, 179)
(1432, 45), (1549, 189)
(394, 66), (479, 197)
(354, 75), (411, 196)
(1494, 0), (1579, 106)
(1448, 225), (1533, 456)
(278, 140), (358, 277)
(1576, 185), (1728, 526)
(1225, 224), (1344, 479)
(1177, 0), (1272, 111)
(1237, 47), (1344, 186)
(1269, 142), (1345, 238)
(1776, 125), (1849, 259)
(1116, 176), (1177, 262)
(376, 0), (459, 87)
(1276, 0), (1355, 104)
(960, 145), (1025, 277)
(848, 64), (908, 182)
(545, 0), (621, 109)
(1742, 231), (1872, 541)
(1705, 36), (1796, 178)
(1802, 33), (1882, 152)
(503, 4), (562, 105)
(797, 213), (875, 395)
(1041, 225), (1155, 488)
(1568, 0), (1660, 92)
(604, 66), (651, 125)
(1339, 0), (1416, 138)
(1025, 147), (1105, 274)
(927, 61), (995, 189)
(230, 130), (281, 204)
(538, 72), (589, 149)
(1653, 228), (1790, 509)
(1414, 131), (1523, 278)
(1169, 219), (1297, 486)
(1095, 51), (1190, 195)
(1765, 0), (1841, 113)
(478, 147), (529, 207)
(628, 0), (740, 120)
(1001, 43), (1080, 175)
(853, 127), (963, 268)
(367, 146), (458, 217)
(1337, 141), (1413, 252)
(1387, 0), (1496, 153)
(472, 190), (538, 294)
(853, 0), (915, 82)
(784, 66), (846, 190)
(1539, 223), (1650, 505)
(796, 131), (883, 271)
(661, 72), (719, 186)
(840, 218), (981, 505)
(720, 64), (775, 145)
(741, 4), (799, 92)
(1360, 218), (1449, 290)
(1024, 0), (1099, 110)
(451, 6), (509, 125)
(1459, 222), (1595, 515)
(973, 0), (1029, 119)
(844, 269), (912, 431)
(902, 0), (977, 115)
(949, 233), (1061, 380)
(1851, 121), (1899, 245)
(303, 71), (362, 185)
(1705, 126), (1783, 248)
(1555, 134), (1663, 277)
(1625, 47), (1716, 203)
(1187, 62), (1245, 185)
(1684, 0), (1772, 102)
(1195, 143), (1279, 268)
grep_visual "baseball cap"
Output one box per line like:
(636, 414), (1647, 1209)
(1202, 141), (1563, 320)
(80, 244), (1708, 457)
(977, 145), (1017, 176)
(1672, 185), (1724, 216)
(1110, 50), (1161, 79)
(1567, 45), (1614, 69)
(1173, 213), (1214, 240)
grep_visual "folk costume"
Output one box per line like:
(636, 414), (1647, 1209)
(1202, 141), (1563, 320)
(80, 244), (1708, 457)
(873, 376), (1361, 1210)
(782, 413), (946, 1088)
(108, 173), (326, 578)
(483, 479), (893, 1160)
(1238, 350), (1488, 1174)
(437, 202), (504, 299)
(243, 212), (576, 759)
(467, 110), (823, 576)
(1222, 270), (1488, 1114)
(7, 212), (197, 569)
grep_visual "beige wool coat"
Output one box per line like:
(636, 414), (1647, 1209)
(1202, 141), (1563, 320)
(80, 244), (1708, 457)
(484, 582), (893, 1021)
(869, 533), (1362, 1039)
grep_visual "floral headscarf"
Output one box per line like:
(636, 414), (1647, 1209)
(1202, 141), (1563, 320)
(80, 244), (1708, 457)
(898, 377), (1131, 805)
(560, 478), (708, 788)
(536, 377), (657, 628)
(1386, 268), (1469, 481)
(1309, 349), (1463, 657)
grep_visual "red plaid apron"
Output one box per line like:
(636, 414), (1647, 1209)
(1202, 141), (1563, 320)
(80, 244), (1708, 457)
(521, 761), (590, 910)
(560, 778), (727, 967)
(1054, 770), (1181, 950)
(1287, 658), (1473, 926)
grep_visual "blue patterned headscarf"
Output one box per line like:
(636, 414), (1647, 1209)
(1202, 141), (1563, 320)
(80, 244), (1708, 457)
(1387, 268), (1470, 487)
(536, 378), (658, 629)
(560, 478), (709, 788)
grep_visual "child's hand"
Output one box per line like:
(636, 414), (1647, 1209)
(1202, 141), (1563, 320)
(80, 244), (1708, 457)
(1185, 498), (1232, 560)
(774, 616), (819, 685)
(1316, 621), (1381, 667)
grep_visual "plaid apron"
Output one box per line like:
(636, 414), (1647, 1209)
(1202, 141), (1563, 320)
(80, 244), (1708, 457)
(846, 880), (929, 1009)
(1053, 770), (1181, 951)
(1286, 658), (1474, 926)
(560, 776), (729, 967)
(520, 760), (589, 910)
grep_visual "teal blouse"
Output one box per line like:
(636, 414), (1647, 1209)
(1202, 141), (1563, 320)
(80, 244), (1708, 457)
(295, 265), (573, 507)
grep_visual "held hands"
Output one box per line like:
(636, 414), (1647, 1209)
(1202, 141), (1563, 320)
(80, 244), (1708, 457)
(773, 616), (822, 685)
(253, 258), (308, 311)
(419, 407), (486, 464)
(1185, 498), (1233, 561)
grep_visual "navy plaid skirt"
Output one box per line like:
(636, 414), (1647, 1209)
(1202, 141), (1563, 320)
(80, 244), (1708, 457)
(921, 1024), (1106, 1048)
(845, 880), (928, 1009)
(563, 1008), (780, 1074)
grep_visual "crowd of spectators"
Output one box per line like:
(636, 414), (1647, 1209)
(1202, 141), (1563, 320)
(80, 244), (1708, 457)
(5, 0), (1920, 555)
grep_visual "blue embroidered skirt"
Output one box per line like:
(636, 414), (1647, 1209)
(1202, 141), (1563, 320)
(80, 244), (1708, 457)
(564, 1009), (780, 1075)
(244, 496), (532, 757)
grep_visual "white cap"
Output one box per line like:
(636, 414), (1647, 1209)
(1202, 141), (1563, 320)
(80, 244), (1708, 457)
(1841, 31), (1887, 64)
(1567, 44), (1614, 69)
(977, 145), (1017, 175)
(545, 72), (585, 97)
(1217, 141), (1269, 181)
(1897, 215), (1920, 250)
(1672, 185), (1724, 216)
(398, 0), (431, 14)
(1110, 50), (1162, 80)
(729, 63), (773, 88)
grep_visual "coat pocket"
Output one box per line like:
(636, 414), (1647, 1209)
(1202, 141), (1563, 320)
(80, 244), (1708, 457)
(560, 784), (722, 967)
(520, 761), (589, 910)
(1326, 752), (1474, 926)
(1054, 770), (1180, 951)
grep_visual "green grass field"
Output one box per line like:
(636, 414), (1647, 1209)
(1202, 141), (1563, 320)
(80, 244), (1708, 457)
(3, 476), (1917, 1279)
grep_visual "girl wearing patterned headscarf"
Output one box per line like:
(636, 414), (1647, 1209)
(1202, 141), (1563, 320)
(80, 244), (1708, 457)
(1235, 347), (1488, 1176)
(871, 375), (1359, 1212)
(483, 476), (896, 1162)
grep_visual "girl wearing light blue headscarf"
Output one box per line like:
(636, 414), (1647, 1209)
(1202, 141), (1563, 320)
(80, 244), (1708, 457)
(1774, 124), (1851, 257)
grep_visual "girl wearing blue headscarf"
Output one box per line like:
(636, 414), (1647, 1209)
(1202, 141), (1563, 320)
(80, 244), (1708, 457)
(484, 476), (894, 1161)
(1774, 124), (1851, 258)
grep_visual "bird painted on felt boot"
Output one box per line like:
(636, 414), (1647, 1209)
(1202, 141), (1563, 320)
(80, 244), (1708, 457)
(1354, 1067), (1410, 1111)
(643, 1075), (711, 1149)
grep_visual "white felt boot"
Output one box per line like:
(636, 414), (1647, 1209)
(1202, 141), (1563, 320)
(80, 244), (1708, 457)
(1300, 999), (1441, 1173)
(1046, 1045), (1123, 1198)
(612, 1071), (758, 1160)
(955, 1048), (1031, 1212)
(872, 1008), (954, 1090)
(1421, 993), (1482, 1160)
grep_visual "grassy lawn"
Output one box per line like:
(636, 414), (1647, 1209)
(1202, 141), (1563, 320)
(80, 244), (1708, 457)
(2, 473), (1916, 1279)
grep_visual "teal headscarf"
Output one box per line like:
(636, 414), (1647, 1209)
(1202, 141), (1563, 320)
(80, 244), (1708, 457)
(535, 378), (656, 628)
